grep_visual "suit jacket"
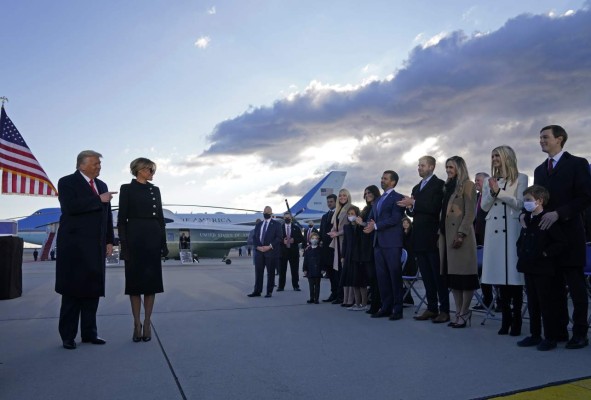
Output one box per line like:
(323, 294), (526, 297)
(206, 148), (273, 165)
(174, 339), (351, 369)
(474, 192), (488, 246)
(372, 189), (404, 248)
(319, 210), (335, 267)
(253, 218), (283, 258)
(534, 151), (591, 267)
(281, 223), (303, 257)
(406, 175), (444, 252)
(55, 170), (114, 297)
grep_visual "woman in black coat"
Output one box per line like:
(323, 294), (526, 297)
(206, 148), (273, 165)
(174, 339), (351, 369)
(118, 158), (168, 342)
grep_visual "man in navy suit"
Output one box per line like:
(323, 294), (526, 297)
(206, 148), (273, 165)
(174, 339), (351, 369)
(364, 170), (405, 320)
(248, 206), (283, 298)
(278, 212), (304, 291)
(398, 156), (448, 323)
(55, 150), (116, 349)
(533, 125), (591, 350)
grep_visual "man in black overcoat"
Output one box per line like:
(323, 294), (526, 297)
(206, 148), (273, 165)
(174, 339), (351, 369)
(55, 150), (115, 349)
(533, 125), (591, 349)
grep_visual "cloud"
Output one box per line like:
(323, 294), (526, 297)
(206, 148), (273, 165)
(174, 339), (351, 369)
(194, 36), (211, 49)
(207, 6), (216, 15)
(189, 8), (591, 199)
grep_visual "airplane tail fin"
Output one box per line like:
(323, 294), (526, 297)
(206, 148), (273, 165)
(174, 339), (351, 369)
(289, 171), (347, 216)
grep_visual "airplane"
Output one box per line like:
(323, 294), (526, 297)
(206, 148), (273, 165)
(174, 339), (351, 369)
(12, 171), (347, 262)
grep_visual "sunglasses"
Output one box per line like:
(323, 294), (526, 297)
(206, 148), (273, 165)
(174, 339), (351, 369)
(144, 167), (155, 174)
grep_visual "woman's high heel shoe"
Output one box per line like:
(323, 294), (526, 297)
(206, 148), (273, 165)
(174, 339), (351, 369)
(452, 311), (472, 329)
(133, 323), (142, 342)
(142, 322), (151, 342)
(448, 313), (460, 327)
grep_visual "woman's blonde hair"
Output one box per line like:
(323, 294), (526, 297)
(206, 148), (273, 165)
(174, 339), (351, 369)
(491, 145), (519, 184)
(332, 188), (352, 224)
(445, 156), (470, 195)
(130, 157), (156, 177)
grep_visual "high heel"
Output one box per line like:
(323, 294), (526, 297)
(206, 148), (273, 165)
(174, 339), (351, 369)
(448, 313), (460, 327)
(133, 323), (142, 342)
(142, 322), (151, 342)
(452, 311), (472, 329)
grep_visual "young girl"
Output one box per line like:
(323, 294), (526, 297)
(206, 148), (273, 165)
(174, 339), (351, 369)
(303, 232), (322, 304)
(341, 206), (368, 310)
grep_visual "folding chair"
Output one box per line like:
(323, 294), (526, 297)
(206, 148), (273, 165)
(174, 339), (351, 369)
(475, 245), (498, 325)
(402, 249), (427, 314)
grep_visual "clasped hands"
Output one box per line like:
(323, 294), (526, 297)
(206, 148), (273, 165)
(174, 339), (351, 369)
(397, 196), (414, 208)
(256, 245), (272, 252)
(363, 220), (376, 234)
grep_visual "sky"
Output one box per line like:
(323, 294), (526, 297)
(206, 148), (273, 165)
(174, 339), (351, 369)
(1, 0), (590, 220)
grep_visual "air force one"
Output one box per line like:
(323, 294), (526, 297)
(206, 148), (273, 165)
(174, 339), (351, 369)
(15, 171), (346, 261)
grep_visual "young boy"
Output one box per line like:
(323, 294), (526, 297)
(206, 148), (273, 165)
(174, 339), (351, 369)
(303, 232), (322, 304)
(516, 185), (567, 351)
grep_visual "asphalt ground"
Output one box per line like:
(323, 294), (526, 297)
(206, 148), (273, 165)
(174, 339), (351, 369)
(1, 253), (591, 400)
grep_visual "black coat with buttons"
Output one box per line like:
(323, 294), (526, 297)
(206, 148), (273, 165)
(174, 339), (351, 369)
(117, 180), (167, 295)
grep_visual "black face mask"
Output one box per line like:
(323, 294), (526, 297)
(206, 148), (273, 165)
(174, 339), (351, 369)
(308, 224), (314, 228)
(263, 213), (271, 220)
(284, 218), (292, 224)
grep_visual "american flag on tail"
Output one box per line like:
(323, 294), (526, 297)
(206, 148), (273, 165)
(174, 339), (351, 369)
(0, 105), (57, 196)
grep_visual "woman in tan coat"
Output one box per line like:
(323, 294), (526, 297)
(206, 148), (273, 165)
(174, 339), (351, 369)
(439, 156), (479, 328)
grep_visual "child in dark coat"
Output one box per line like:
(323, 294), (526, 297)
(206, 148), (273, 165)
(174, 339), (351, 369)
(303, 232), (322, 304)
(516, 185), (567, 351)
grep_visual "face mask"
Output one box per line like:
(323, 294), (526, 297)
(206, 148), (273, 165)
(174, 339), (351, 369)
(523, 201), (537, 212)
(263, 213), (271, 220)
(310, 239), (319, 246)
(284, 218), (291, 224)
(348, 216), (356, 222)
(308, 224), (314, 228)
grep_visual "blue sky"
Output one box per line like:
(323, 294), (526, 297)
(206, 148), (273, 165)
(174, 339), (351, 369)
(1, 0), (590, 219)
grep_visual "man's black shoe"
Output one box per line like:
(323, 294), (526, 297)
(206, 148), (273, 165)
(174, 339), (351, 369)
(264, 293), (272, 298)
(322, 296), (335, 303)
(537, 339), (557, 351)
(517, 336), (542, 347)
(62, 340), (76, 350)
(294, 287), (301, 291)
(331, 298), (343, 304)
(371, 310), (390, 318)
(277, 288), (284, 292)
(82, 337), (106, 345)
(565, 336), (589, 349)
(247, 292), (261, 297)
(389, 313), (403, 321)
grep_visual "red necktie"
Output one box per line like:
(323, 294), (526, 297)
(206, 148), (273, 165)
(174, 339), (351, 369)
(89, 179), (99, 195)
(547, 158), (554, 174)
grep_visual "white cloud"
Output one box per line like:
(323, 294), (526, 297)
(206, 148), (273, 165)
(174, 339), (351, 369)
(207, 6), (216, 15)
(194, 36), (211, 49)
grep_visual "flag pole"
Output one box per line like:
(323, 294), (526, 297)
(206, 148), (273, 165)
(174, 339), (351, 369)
(0, 96), (8, 107)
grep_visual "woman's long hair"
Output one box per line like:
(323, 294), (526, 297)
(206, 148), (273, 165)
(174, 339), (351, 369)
(361, 185), (381, 219)
(491, 145), (519, 185)
(332, 188), (352, 224)
(445, 156), (470, 194)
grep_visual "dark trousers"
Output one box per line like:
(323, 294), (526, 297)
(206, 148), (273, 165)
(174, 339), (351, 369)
(308, 277), (321, 301)
(366, 261), (381, 312)
(58, 295), (100, 341)
(416, 250), (449, 313)
(279, 255), (300, 289)
(560, 266), (589, 338)
(375, 246), (403, 315)
(254, 251), (277, 294)
(328, 268), (343, 300)
(480, 284), (494, 308)
(525, 273), (567, 340)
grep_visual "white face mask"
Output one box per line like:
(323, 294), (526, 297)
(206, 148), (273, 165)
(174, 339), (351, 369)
(523, 201), (537, 212)
(347, 216), (356, 222)
(310, 239), (319, 246)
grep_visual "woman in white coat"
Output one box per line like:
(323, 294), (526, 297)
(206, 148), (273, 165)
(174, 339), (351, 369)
(481, 145), (528, 336)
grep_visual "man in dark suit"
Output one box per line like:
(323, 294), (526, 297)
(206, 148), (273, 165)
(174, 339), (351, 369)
(302, 221), (319, 249)
(533, 125), (591, 350)
(248, 206), (282, 298)
(55, 150), (116, 350)
(364, 170), (405, 320)
(278, 212), (304, 291)
(398, 156), (448, 323)
(320, 194), (337, 302)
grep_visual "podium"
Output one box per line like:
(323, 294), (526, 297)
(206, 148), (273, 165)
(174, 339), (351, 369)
(0, 236), (23, 300)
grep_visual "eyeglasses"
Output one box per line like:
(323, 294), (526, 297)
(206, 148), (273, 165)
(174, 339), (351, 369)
(144, 167), (155, 174)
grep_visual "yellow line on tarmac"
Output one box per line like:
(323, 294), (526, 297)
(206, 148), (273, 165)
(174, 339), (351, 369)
(489, 378), (591, 399)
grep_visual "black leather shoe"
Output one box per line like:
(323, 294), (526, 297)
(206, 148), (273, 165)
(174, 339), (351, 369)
(331, 298), (343, 305)
(62, 340), (76, 350)
(247, 292), (261, 297)
(277, 288), (284, 292)
(389, 313), (403, 321)
(371, 310), (390, 318)
(565, 336), (589, 349)
(537, 339), (557, 351)
(264, 293), (272, 298)
(294, 287), (301, 291)
(322, 295), (335, 303)
(82, 337), (106, 345)
(517, 336), (542, 347)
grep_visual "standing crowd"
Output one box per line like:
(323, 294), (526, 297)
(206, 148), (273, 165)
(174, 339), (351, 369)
(248, 124), (591, 351)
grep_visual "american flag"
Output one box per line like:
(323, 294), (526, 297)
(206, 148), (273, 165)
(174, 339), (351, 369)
(0, 106), (57, 196)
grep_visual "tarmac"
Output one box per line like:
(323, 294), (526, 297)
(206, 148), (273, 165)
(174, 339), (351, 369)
(1, 251), (591, 400)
